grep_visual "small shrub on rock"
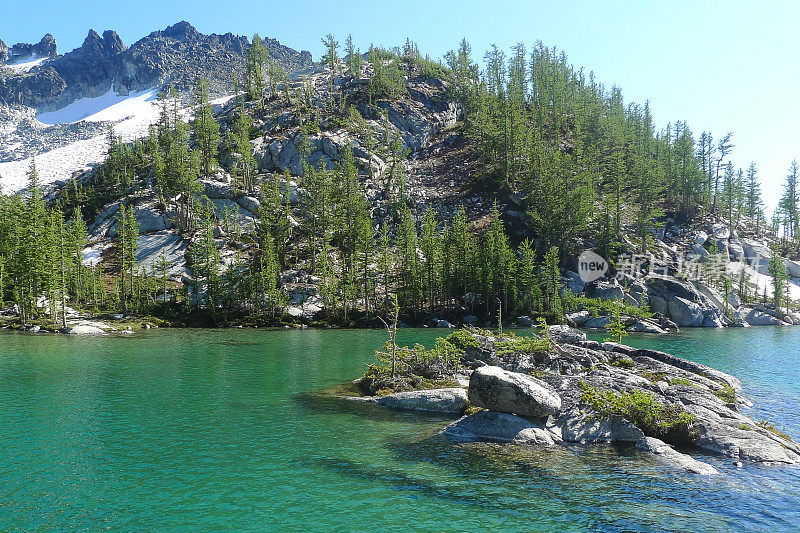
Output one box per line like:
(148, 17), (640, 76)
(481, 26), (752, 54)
(757, 420), (793, 441)
(357, 338), (463, 395)
(579, 382), (697, 445)
(445, 328), (480, 351)
(611, 357), (634, 369)
(713, 385), (737, 404)
(641, 371), (667, 383)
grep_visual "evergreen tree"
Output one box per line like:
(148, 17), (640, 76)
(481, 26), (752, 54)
(768, 241), (789, 312)
(231, 96), (256, 193)
(321, 34), (340, 74)
(246, 34), (267, 105)
(419, 209), (440, 313)
(190, 78), (221, 180)
(190, 201), (221, 322)
(397, 204), (420, 312)
(780, 160), (800, 241)
(344, 34), (363, 76)
(377, 222), (393, 316)
(632, 155), (665, 252)
(744, 162), (764, 229)
(711, 133), (734, 214)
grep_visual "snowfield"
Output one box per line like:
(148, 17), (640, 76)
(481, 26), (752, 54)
(4, 55), (48, 73)
(37, 86), (160, 125)
(0, 88), (234, 194)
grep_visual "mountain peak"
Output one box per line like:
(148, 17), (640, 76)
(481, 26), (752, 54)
(163, 21), (199, 41)
(83, 29), (101, 43)
(3, 33), (57, 61)
(102, 30), (125, 55)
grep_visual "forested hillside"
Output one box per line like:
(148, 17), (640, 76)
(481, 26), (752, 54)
(0, 31), (798, 332)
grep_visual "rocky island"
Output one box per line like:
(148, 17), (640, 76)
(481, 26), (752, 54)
(345, 325), (799, 476)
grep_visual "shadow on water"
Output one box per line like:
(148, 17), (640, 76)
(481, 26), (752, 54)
(304, 436), (732, 531)
(307, 456), (521, 513)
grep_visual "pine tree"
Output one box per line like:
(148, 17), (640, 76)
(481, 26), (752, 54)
(605, 305), (628, 344)
(345, 34), (363, 76)
(721, 162), (740, 232)
(15, 160), (46, 325)
(768, 241), (789, 312)
(258, 175), (291, 267)
(68, 207), (87, 305)
(397, 204), (420, 313)
(517, 238), (540, 316)
(190, 202), (221, 321)
(321, 34), (339, 74)
(190, 78), (221, 180)
(480, 203), (516, 320)
(744, 162), (763, 229)
(711, 133), (734, 214)
(354, 200), (373, 320)
(246, 34), (266, 105)
(632, 155), (665, 252)
(56, 209), (67, 329)
(419, 209), (440, 313)
(118, 203), (139, 312)
(780, 160), (800, 241)
(542, 246), (563, 319)
(231, 96), (256, 194)
(377, 222), (392, 316)
(449, 208), (476, 310)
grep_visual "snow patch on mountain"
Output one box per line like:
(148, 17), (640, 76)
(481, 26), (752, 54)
(4, 55), (48, 73)
(37, 86), (160, 125)
(0, 92), (236, 194)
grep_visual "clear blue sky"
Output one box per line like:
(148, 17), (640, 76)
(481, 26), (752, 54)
(2, 0), (798, 212)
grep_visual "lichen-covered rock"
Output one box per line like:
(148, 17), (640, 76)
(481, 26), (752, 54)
(376, 388), (468, 414)
(784, 258), (800, 279)
(548, 325), (586, 345)
(584, 316), (611, 329)
(135, 232), (188, 278)
(566, 310), (590, 325)
(563, 270), (585, 295)
(65, 324), (107, 335)
(627, 320), (667, 334)
(690, 418), (800, 464)
(468, 365), (561, 418)
(741, 239), (772, 275)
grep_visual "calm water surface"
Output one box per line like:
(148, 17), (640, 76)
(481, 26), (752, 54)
(0, 327), (799, 531)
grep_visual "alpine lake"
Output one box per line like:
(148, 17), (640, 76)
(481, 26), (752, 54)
(0, 326), (799, 531)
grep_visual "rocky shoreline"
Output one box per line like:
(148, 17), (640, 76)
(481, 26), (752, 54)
(344, 326), (800, 475)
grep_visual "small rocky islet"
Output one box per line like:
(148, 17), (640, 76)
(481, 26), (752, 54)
(342, 326), (799, 476)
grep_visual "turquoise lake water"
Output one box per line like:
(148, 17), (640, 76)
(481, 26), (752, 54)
(0, 327), (799, 531)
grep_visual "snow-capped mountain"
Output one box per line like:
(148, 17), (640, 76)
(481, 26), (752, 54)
(0, 21), (312, 193)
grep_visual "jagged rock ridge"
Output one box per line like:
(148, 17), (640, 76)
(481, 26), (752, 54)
(0, 21), (312, 110)
(0, 34), (57, 63)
